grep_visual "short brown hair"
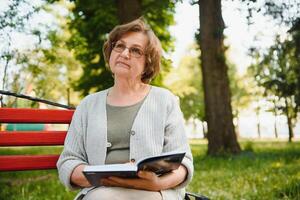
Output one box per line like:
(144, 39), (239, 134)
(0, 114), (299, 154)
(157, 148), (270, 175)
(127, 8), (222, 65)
(103, 18), (162, 83)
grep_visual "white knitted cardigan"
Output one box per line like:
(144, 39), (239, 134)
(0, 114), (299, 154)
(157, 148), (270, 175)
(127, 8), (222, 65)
(57, 86), (194, 200)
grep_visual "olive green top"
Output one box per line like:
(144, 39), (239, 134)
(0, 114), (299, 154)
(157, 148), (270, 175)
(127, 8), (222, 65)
(105, 99), (144, 164)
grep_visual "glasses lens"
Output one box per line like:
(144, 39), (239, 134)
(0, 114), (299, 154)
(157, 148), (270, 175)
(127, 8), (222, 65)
(130, 47), (143, 58)
(113, 42), (125, 52)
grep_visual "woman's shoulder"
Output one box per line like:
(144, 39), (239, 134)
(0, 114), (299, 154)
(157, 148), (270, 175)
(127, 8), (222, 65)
(150, 86), (176, 99)
(150, 86), (180, 113)
(78, 89), (109, 107)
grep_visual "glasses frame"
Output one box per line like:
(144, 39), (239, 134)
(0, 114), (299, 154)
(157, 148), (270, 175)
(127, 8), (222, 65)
(112, 41), (145, 58)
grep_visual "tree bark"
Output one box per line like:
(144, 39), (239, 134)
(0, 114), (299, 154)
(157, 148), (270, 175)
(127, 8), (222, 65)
(198, 0), (241, 154)
(202, 121), (207, 139)
(255, 105), (261, 138)
(284, 97), (294, 142)
(116, 0), (142, 24)
(273, 99), (278, 138)
(235, 111), (240, 138)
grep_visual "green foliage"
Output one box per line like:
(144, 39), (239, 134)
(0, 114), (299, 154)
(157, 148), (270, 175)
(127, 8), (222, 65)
(249, 34), (299, 125)
(0, 0), (41, 93)
(15, 2), (83, 106)
(164, 44), (205, 121)
(288, 19), (300, 108)
(0, 0), (40, 31)
(240, 0), (299, 27)
(227, 61), (252, 118)
(0, 1), (83, 107)
(67, 0), (177, 96)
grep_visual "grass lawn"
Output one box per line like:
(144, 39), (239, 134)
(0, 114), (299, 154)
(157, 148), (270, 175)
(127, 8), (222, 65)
(0, 141), (299, 200)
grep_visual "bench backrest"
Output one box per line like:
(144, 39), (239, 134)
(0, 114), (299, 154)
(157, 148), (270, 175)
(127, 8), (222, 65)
(0, 108), (74, 171)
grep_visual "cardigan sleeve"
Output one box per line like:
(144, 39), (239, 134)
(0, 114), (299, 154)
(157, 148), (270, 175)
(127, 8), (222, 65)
(56, 99), (89, 190)
(163, 93), (194, 189)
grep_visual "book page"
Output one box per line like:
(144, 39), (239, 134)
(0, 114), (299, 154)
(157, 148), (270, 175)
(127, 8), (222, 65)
(84, 163), (137, 172)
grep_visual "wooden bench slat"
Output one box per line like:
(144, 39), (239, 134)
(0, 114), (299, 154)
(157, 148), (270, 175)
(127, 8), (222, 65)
(0, 108), (74, 123)
(0, 155), (59, 171)
(0, 131), (67, 146)
(0, 108), (72, 171)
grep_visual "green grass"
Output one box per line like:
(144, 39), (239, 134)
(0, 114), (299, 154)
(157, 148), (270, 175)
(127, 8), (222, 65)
(0, 141), (299, 200)
(188, 140), (300, 200)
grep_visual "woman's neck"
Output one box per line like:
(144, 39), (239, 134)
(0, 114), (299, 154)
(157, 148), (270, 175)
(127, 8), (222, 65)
(107, 79), (150, 106)
(111, 79), (147, 97)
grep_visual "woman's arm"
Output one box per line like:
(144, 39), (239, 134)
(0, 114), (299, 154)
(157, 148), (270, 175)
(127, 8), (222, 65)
(56, 100), (89, 190)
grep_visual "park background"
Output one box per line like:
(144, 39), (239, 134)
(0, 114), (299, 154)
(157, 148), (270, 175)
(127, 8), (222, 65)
(0, 0), (299, 199)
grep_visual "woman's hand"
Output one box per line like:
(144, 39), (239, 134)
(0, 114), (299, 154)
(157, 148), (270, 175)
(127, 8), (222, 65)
(101, 165), (187, 191)
(70, 164), (92, 188)
(101, 170), (162, 191)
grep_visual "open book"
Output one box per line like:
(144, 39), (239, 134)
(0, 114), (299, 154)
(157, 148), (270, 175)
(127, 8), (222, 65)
(83, 151), (186, 186)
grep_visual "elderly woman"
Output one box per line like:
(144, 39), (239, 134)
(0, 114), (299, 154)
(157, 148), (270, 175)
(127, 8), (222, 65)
(57, 18), (193, 200)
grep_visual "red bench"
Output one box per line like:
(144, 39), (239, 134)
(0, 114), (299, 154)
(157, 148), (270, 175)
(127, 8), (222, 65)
(0, 108), (74, 171)
(0, 107), (208, 200)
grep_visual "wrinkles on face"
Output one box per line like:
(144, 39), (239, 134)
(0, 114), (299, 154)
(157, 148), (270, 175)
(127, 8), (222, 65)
(109, 32), (147, 82)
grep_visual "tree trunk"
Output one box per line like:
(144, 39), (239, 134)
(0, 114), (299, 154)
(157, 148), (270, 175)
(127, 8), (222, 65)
(284, 97), (294, 142)
(67, 87), (71, 106)
(273, 99), (278, 138)
(255, 105), (261, 138)
(257, 119), (261, 138)
(116, 0), (142, 24)
(202, 121), (207, 139)
(235, 111), (240, 138)
(1, 57), (10, 107)
(198, 0), (241, 155)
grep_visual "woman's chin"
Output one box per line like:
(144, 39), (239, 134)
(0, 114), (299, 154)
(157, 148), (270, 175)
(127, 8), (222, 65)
(114, 71), (131, 79)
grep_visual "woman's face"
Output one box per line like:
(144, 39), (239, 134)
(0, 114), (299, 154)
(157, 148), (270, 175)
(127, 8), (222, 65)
(109, 32), (148, 82)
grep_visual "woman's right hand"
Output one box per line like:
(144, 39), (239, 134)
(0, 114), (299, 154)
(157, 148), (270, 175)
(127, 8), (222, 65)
(70, 164), (91, 188)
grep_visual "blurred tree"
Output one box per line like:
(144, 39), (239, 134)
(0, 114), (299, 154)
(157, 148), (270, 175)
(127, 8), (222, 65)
(166, 43), (251, 139)
(164, 49), (207, 138)
(288, 19), (300, 111)
(165, 44), (204, 121)
(66, 0), (177, 96)
(241, 0), (299, 27)
(0, 0), (41, 106)
(227, 62), (252, 137)
(266, 95), (280, 138)
(247, 50), (283, 139)
(188, 0), (299, 153)
(17, 1), (83, 106)
(194, 0), (241, 155)
(164, 44), (206, 137)
(249, 35), (299, 142)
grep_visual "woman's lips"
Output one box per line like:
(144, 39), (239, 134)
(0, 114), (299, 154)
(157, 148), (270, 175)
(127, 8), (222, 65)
(116, 61), (130, 68)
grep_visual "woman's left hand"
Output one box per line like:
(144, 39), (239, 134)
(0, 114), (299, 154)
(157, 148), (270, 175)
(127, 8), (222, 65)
(101, 171), (164, 191)
(100, 165), (187, 191)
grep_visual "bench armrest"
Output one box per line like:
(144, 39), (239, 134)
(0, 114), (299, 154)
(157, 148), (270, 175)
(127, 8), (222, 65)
(185, 191), (210, 200)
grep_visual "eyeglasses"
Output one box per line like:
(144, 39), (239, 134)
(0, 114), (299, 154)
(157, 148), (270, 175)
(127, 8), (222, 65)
(112, 42), (145, 58)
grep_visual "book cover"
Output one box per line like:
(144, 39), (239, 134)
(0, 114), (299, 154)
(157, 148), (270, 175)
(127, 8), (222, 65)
(83, 151), (186, 186)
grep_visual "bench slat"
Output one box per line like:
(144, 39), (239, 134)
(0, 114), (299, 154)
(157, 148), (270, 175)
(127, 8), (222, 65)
(0, 131), (66, 146)
(0, 108), (74, 123)
(0, 155), (59, 171)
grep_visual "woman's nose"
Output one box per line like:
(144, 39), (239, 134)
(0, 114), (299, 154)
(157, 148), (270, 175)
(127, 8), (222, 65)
(120, 48), (130, 58)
